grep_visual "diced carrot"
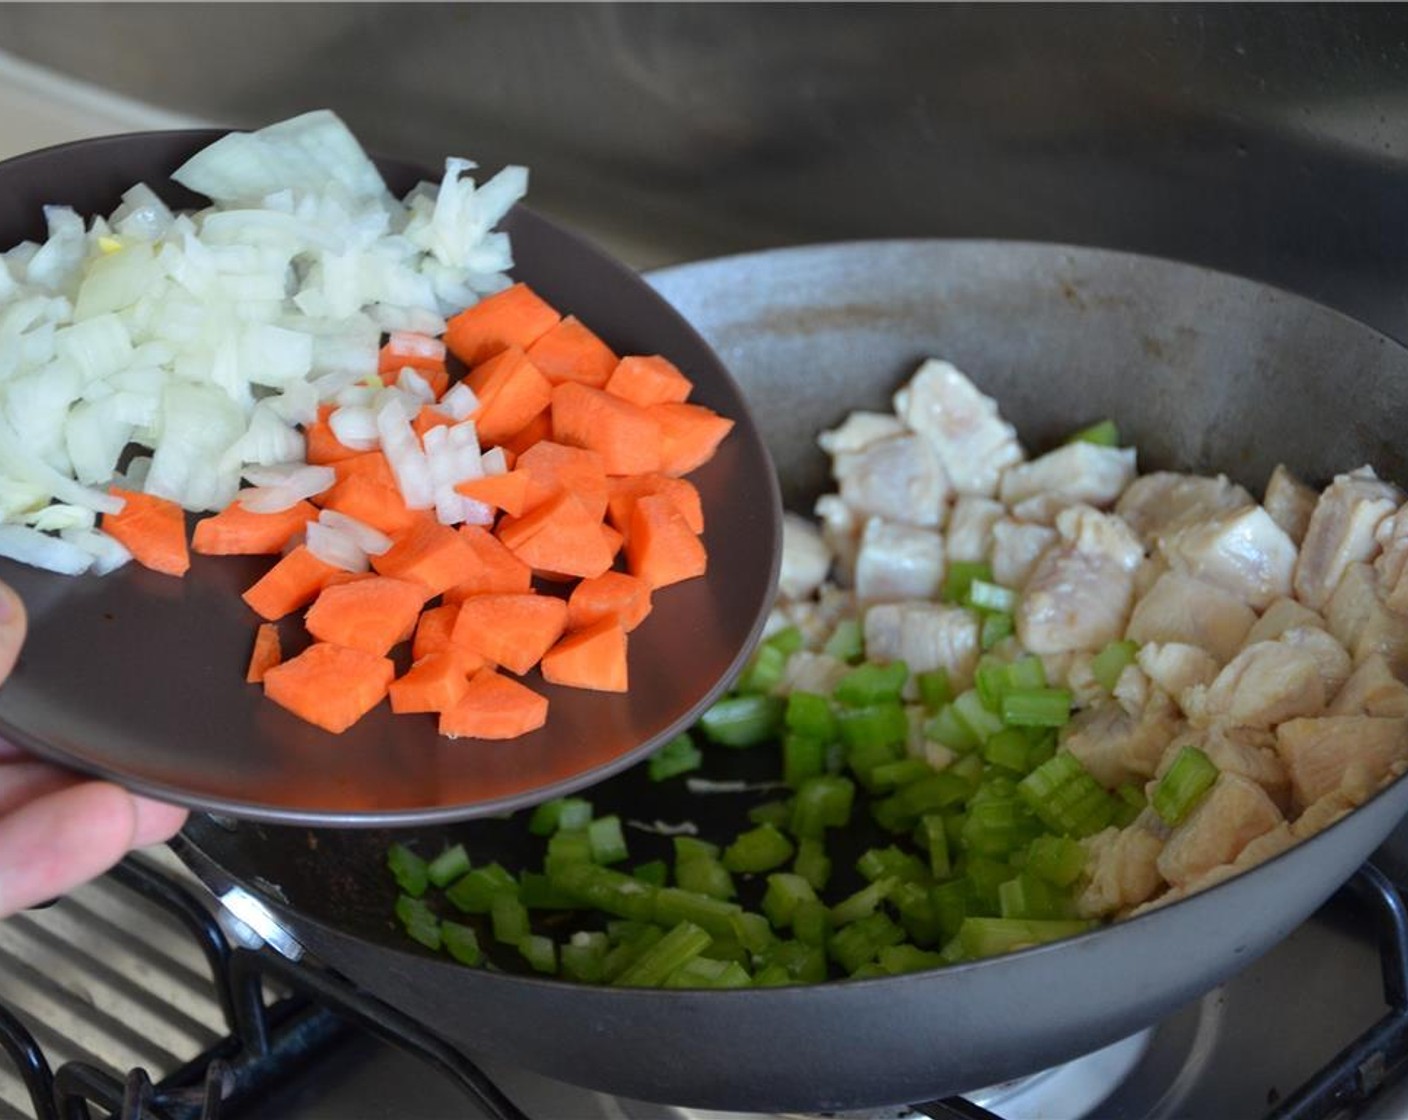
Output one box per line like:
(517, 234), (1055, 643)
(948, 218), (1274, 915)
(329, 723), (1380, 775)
(102, 488), (190, 577)
(604, 354), (693, 407)
(515, 441), (609, 521)
(329, 451), (398, 490)
(541, 618), (628, 692)
(600, 520), (623, 560)
(305, 404), (362, 465)
(244, 622), (283, 683)
(500, 411), (555, 460)
(443, 525), (534, 601)
(379, 334), (450, 396)
(453, 469), (530, 518)
(438, 667), (548, 740)
(606, 473), (704, 536)
(390, 651), (474, 714)
(243, 545), (347, 621)
(550, 382), (663, 476)
(192, 500), (317, 556)
(304, 576), (426, 656)
(465, 347), (553, 446)
(451, 593), (568, 676)
(371, 519), (479, 597)
(444, 283), (561, 368)
(319, 475), (430, 537)
(567, 570), (653, 632)
(497, 491), (615, 580)
(625, 493), (707, 590)
(262, 642), (394, 734)
(412, 602), (460, 660)
(650, 401), (735, 477)
(525, 315), (619, 388)
(411, 404), (456, 442)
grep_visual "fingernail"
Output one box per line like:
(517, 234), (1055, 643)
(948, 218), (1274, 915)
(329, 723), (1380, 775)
(0, 584), (15, 626)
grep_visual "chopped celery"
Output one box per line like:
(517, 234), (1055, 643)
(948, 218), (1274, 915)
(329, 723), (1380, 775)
(551, 863), (658, 922)
(730, 911), (775, 954)
(613, 921), (712, 987)
(892, 880), (944, 946)
(1067, 418), (1120, 446)
(790, 775), (856, 838)
(917, 668), (953, 712)
(426, 844), (471, 890)
(784, 734), (827, 788)
(966, 579), (1018, 615)
(896, 771), (971, 817)
(602, 928), (663, 982)
(829, 876), (898, 926)
(846, 737), (905, 789)
(762, 873), (819, 929)
(1025, 835), (1087, 887)
(673, 836), (721, 863)
(931, 879), (971, 940)
(998, 871), (1071, 920)
(793, 837), (832, 891)
(878, 943), (947, 974)
(528, 797), (593, 837)
(953, 689), (1005, 743)
(387, 844), (429, 898)
(823, 618), (864, 662)
(722, 824), (795, 874)
(649, 733), (703, 781)
(653, 887), (744, 939)
(983, 727), (1031, 774)
(753, 962), (793, 987)
(737, 641), (789, 694)
(675, 856), (736, 900)
(1018, 751), (1118, 838)
(588, 815), (629, 865)
(518, 934), (557, 974)
(962, 797), (1043, 858)
(394, 894), (440, 951)
(698, 694), (785, 747)
(980, 612), (1014, 651)
(764, 625), (805, 656)
(957, 916), (1095, 959)
(445, 864), (518, 915)
(491, 893), (531, 945)
(1007, 655), (1048, 692)
(544, 830), (594, 879)
(761, 938), (828, 984)
(856, 845), (930, 884)
(1092, 638), (1139, 693)
(868, 757), (934, 793)
(664, 956), (752, 989)
(975, 657), (1010, 712)
(748, 799), (794, 828)
(518, 872), (577, 910)
(926, 704), (981, 752)
(1152, 745), (1219, 826)
(632, 860), (669, 887)
(1001, 687), (1072, 728)
(829, 911), (904, 973)
(834, 661), (909, 707)
(786, 691), (838, 740)
(918, 814), (952, 879)
(441, 920), (482, 967)
(944, 561), (992, 604)
(561, 933), (608, 983)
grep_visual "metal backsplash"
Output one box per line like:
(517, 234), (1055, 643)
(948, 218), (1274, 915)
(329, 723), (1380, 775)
(3, 3), (1408, 334)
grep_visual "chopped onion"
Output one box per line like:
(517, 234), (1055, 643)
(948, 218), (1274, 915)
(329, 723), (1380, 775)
(0, 523), (94, 575)
(328, 405), (379, 451)
(439, 382), (478, 422)
(236, 465), (334, 512)
(318, 509), (392, 556)
(304, 519), (370, 573)
(60, 527), (132, 575)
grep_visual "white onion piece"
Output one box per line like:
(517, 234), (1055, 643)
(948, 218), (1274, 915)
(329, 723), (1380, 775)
(304, 519), (370, 573)
(236, 465), (334, 512)
(60, 527), (132, 575)
(396, 368), (436, 404)
(376, 396), (433, 509)
(242, 462), (335, 492)
(479, 446), (509, 476)
(439, 382), (478, 422)
(0, 523), (94, 575)
(385, 331), (446, 362)
(318, 509), (392, 556)
(25, 504), (94, 533)
(0, 415), (123, 513)
(328, 405), (380, 451)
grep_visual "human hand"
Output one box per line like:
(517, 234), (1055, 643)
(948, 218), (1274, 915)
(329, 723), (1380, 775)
(0, 580), (187, 916)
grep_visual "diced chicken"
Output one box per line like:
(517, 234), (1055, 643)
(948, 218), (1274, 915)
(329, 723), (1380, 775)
(945, 496), (1004, 564)
(1115, 471), (1253, 546)
(1325, 562), (1408, 677)
(1063, 688), (1181, 788)
(1159, 726), (1291, 813)
(1136, 642), (1220, 701)
(1017, 507), (1143, 654)
(999, 443), (1137, 524)
(778, 513), (832, 601)
(892, 359), (1024, 497)
(1274, 715), (1408, 808)
(834, 432), (949, 528)
(814, 494), (861, 586)
(1059, 651), (1104, 708)
(817, 411), (906, 455)
(1133, 555), (1167, 600)
(1186, 640), (1325, 731)
(1245, 597), (1325, 646)
(1159, 505), (1297, 611)
(1291, 790), (1358, 841)
(863, 601), (980, 692)
(775, 583), (856, 649)
(1077, 815), (1167, 918)
(1126, 571), (1257, 665)
(1292, 467), (1402, 610)
(1376, 504), (1408, 594)
(1277, 626), (1352, 699)
(777, 651), (851, 697)
(1329, 654), (1408, 718)
(1111, 663), (1150, 715)
(1155, 772), (1284, 888)
(1134, 823), (1296, 915)
(1263, 464), (1318, 545)
(853, 517), (946, 603)
(989, 519), (1057, 590)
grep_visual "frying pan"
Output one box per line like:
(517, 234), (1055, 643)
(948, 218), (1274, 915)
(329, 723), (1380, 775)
(179, 240), (1408, 1113)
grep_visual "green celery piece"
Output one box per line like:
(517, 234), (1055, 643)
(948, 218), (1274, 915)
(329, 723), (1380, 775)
(957, 916), (1095, 959)
(664, 956), (753, 989)
(632, 860), (669, 888)
(1025, 835), (1087, 888)
(1018, 751), (1119, 838)
(518, 872), (579, 910)
(830, 912), (904, 974)
(980, 612), (1014, 651)
(394, 894), (441, 951)
(868, 757), (934, 794)
(916, 668), (953, 712)
(764, 625), (805, 656)
(953, 689), (1005, 743)
(1152, 745), (1219, 826)
(752, 962), (794, 987)
(1006, 655), (1047, 692)
(944, 561), (992, 604)
(560, 937), (607, 983)
(834, 661), (909, 707)
(544, 830), (594, 879)
(786, 691), (838, 740)
(698, 694), (785, 747)
(974, 657), (1011, 712)
(892, 880), (944, 947)
(962, 797), (1043, 859)
(793, 837), (832, 891)
(587, 815), (630, 865)
(528, 797), (593, 837)
(675, 856), (736, 901)
(965, 857), (1015, 913)
(762, 938), (829, 984)
(426, 844), (471, 890)
(856, 845), (930, 885)
(829, 876), (899, 926)
(722, 824), (795, 874)
(784, 734), (827, 789)
(966, 579), (1018, 615)
(737, 642), (789, 694)
(896, 771), (971, 816)
(790, 775), (856, 839)
(518, 934), (557, 974)
(440, 920), (482, 967)
(699, 935), (750, 965)
(983, 727), (1032, 774)
(649, 733), (703, 782)
(748, 799), (794, 828)
(1113, 781), (1148, 827)
(1001, 687), (1073, 728)
(672, 836), (721, 863)
(846, 737), (906, 790)
(878, 943), (947, 974)
(931, 879), (971, 940)
(998, 871), (1071, 921)
(918, 815), (952, 879)
(792, 898), (832, 948)
(1092, 639), (1139, 693)
(550, 863), (658, 922)
(730, 911), (776, 954)
(445, 863), (518, 915)
(612, 921), (713, 987)
(607, 920), (659, 946)
(653, 887), (745, 939)
(1067, 418), (1119, 446)
(823, 618), (864, 662)
(762, 872), (819, 929)
(491, 893), (531, 945)
(602, 928), (664, 983)
(926, 704), (980, 752)
(387, 844), (429, 898)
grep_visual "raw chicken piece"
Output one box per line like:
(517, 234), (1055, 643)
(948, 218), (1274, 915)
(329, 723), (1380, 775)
(1325, 562), (1408, 677)
(1132, 555), (1168, 600)
(778, 651), (851, 697)
(778, 513), (832, 601)
(814, 494), (861, 586)
(1111, 662), (1150, 715)
(834, 432), (948, 527)
(1375, 503), (1408, 593)
(999, 443), (1137, 524)
(1277, 626), (1352, 698)
(1062, 688), (1181, 788)
(1291, 790), (1358, 841)
(775, 584), (856, 650)
(1125, 571), (1257, 665)
(1060, 651), (1104, 709)
(1292, 467), (1402, 610)
(1186, 640), (1325, 731)
(1245, 597), (1325, 646)
(1017, 506), (1143, 654)
(1328, 654), (1408, 718)
(1263, 464), (1318, 545)
(1274, 715), (1408, 808)
(989, 519), (1057, 590)
(1155, 772), (1284, 888)
(891, 359), (1023, 497)
(863, 601), (980, 692)
(1159, 505), (1297, 611)
(1158, 727), (1291, 813)
(1133, 824), (1296, 915)
(945, 496), (1004, 563)
(1077, 814), (1167, 918)
(1115, 471), (1253, 546)
(817, 411), (906, 455)
(853, 517), (946, 603)
(1136, 642), (1220, 701)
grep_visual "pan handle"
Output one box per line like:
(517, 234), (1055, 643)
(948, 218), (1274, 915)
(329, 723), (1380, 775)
(168, 831), (307, 961)
(913, 1098), (1001, 1120)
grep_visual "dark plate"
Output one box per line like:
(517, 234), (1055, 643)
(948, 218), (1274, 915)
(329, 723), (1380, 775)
(0, 130), (781, 826)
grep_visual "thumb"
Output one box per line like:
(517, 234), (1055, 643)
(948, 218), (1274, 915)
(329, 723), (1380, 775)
(0, 581), (25, 685)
